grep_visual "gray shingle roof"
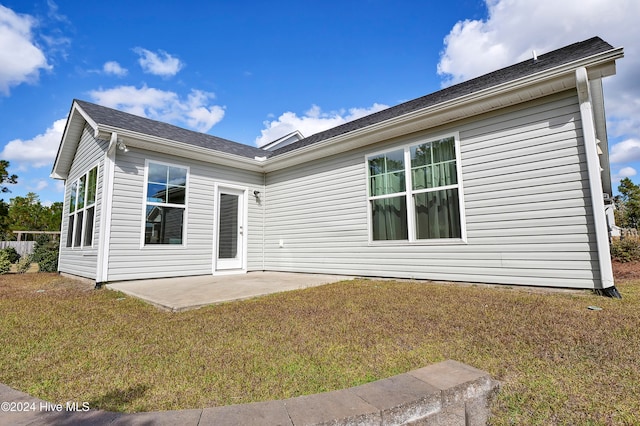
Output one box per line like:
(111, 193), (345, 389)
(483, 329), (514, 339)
(74, 37), (613, 160)
(270, 36), (614, 156)
(74, 100), (268, 159)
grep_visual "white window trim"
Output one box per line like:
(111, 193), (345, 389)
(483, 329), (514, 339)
(140, 159), (189, 248)
(66, 164), (99, 250)
(365, 132), (467, 245)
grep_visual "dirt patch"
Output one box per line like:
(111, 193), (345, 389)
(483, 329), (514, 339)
(612, 260), (640, 280)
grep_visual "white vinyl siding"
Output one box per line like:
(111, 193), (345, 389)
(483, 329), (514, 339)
(106, 148), (264, 281)
(59, 126), (108, 279)
(57, 89), (604, 289)
(263, 90), (601, 288)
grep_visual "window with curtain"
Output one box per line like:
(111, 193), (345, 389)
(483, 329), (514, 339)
(367, 135), (464, 241)
(66, 166), (98, 248)
(368, 149), (408, 240)
(144, 162), (188, 245)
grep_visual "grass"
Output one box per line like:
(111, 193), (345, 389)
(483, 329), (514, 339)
(1, 271), (639, 424)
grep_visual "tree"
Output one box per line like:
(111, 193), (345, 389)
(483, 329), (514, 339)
(0, 160), (18, 194)
(0, 160), (18, 237)
(616, 177), (640, 229)
(8, 193), (48, 232)
(0, 200), (8, 239)
(44, 201), (63, 231)
(5, 194), (63, 235)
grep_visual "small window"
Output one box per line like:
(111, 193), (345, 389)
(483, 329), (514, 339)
(367, 135), (464, 242)
(144, 162), (188, 245)
(66, 166), (98, 248)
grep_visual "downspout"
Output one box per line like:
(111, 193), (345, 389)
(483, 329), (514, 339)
(575, 67), (620, 298)
(262, 170), (266, 272)
(95, 132), (117, 286)
(56, 181), (67, 274)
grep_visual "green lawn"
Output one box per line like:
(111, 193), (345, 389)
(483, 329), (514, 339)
(1, 271), (639, 424)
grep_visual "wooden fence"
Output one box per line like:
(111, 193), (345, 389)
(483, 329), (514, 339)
(0, 241), (36, 257)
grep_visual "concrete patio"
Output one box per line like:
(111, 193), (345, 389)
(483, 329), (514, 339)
(105, 271), (354, 311)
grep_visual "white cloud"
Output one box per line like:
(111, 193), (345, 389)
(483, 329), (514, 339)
(256, 103), (389, 147)
(181, 90), (225, 132)
(0, 118), (66, 169)
(610, 138), (640, 163)
(0, 5), (51, 95)
(134, 48), (183, 77)
(438, 0), (640, 183)
(612, 166), (637, 183)
(437, 0), (639, 84)
(31, 180), (49, 191)
(37, 180), (48, 190)
(40, 1), (70, 58)
(89, 85), (225, 132)
(103, 61), (127, 77)
(618, 167), (637, 177)
(46, 0), (69, 24)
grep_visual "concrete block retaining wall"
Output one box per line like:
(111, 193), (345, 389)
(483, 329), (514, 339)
(0, 360), (499, 425)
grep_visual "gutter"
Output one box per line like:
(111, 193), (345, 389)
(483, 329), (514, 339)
(52, 47), (623, 181)
(96, 125), (265, 172)
(575, 67), (620, 298)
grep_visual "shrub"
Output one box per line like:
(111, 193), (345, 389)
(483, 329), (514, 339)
(16, 255), (32, 274)
(0, 251), (11, 275)
(610, 237), (640, 262)
(32, 234), (59, 273)
(2, 246), (21, 264)
(37, 250), (59, 273)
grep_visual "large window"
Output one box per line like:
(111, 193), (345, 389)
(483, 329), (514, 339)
(367, 135), (464, 242)
(66, 166), (98, 248)
(144, 162), (188, 245)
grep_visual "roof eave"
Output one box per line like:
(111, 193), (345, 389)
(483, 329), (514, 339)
(262, 46), (623, 172)
(97, 125), (265, 172)
(50, 44), (623, 178)
(50, 101), (99, 180)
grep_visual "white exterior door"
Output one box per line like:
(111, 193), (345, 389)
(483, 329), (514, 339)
(215, 187), (246, 271)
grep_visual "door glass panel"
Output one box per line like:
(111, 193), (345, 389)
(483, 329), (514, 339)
(218, 194), (239, 259)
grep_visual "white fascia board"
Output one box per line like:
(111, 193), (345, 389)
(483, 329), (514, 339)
(261, 130), (305, 151)
(74, 102), (99, 133)
(98, 125), (265, 172)
(50, 102), (100, 180)
(81, 47), (622, 176)
(262, 47), (623, 172)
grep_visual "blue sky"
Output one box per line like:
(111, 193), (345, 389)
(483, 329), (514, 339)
(1, 0), (639, 205)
